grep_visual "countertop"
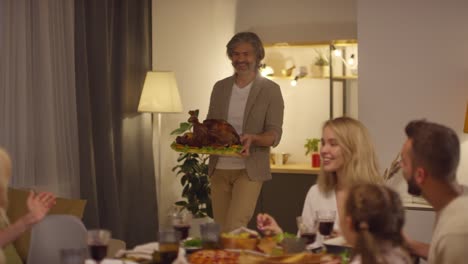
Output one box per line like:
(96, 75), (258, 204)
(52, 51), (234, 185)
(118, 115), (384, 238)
(270, 163), (320, 174)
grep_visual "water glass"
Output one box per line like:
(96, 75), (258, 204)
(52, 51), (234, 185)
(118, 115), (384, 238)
(200, 222), (221, 249)
(60, 248), (87, 264)
(282, 237), (306, 254)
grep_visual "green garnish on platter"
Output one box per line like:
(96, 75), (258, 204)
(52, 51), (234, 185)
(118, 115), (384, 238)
(171, 142), (242, 157)
(184, 238), (202, 248)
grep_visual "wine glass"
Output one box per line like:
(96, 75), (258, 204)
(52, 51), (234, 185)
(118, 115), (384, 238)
(87, 229), (111, 264)
(296, 216), (317, 245)
(170, 210), (192, 240)
(316, 210), (336, 248)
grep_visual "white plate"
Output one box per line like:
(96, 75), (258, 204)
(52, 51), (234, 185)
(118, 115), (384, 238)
(323, 236), (347, 246)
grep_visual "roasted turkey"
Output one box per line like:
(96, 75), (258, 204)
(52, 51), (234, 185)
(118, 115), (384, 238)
(176, 110), (241, 148)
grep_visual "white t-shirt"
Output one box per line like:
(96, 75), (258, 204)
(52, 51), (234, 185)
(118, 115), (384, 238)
(216, 82), (252, 170)
(428, 195), (468, 264)
(301, 185), (340, 232)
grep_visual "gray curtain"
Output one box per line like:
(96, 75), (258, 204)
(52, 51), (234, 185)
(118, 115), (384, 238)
(0, 0), (80, 198)
(74, 0), (158, 247)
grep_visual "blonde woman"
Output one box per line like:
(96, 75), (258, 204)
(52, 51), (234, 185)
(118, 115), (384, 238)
(257, 117), (383, 235)
(0, 148), (56, 264)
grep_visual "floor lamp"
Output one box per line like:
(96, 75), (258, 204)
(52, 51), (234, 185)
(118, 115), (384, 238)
(138, 71), (183, 218)
(464, 102), (468, 133)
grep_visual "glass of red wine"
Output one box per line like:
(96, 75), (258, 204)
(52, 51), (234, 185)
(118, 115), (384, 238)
(170, 210), (192, 240)
(87, 229), (111, 264)
(296, 216), (317, 245)
(316, 210), (336, 248)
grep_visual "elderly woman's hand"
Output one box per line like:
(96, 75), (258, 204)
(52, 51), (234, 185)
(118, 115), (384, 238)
(26, 191), (56, 225)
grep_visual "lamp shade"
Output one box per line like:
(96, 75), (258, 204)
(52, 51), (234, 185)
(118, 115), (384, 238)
(138, 71), (183, 113)
(464, 102), (468, 133)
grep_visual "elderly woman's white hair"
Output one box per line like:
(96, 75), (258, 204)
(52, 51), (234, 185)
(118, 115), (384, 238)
(0, 148), (11, 210)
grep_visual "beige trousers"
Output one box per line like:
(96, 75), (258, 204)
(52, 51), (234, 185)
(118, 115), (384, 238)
(210, 169), (263, 232)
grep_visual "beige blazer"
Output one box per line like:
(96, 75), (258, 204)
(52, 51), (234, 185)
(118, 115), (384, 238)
(207, 74), (284, 181)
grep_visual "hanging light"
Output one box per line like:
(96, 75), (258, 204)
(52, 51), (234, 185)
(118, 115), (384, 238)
(333, 49), (342, 57)
(290, 76), (299, 87)
(347, 54), (355, 66)
(260, 65), (274, 77)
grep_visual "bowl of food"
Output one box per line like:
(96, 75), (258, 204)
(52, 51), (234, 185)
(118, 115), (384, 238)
(221, 232), (258, 250)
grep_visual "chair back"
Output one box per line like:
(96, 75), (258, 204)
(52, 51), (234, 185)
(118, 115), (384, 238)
(27, 215), (87, 264)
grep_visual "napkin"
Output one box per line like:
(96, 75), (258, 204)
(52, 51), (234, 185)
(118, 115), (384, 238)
(115, 242), (187, 262)
(115, 242), (159, 260)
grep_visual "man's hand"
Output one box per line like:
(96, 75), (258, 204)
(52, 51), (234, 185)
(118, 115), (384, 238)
(26, 191), (56, 225)
(402, 230), (429, 260)
(240, 134), (256, 156)
(240, 131), (277, 157)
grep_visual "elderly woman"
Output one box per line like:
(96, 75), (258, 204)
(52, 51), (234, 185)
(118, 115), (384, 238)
(257, 117), (383, 235)
(0, 148), (56, 264)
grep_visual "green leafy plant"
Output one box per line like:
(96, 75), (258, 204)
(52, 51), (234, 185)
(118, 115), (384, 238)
(304, 138), (320, 155)
(171, 110), (213, 218)
(314, 56), (329, 66)
(313, 48), (330, 66)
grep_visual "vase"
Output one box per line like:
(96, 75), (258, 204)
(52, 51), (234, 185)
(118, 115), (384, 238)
(311, 153), (321, 168)
(310, 65), (330, 78)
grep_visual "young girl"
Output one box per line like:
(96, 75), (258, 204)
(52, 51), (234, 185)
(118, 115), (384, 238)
(341, 183), (412, 264)
(257, 117), (383, 235)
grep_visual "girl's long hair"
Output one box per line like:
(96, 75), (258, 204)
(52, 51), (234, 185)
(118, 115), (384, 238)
(347, 184), (409, 264)
(317, 117), (383, 194)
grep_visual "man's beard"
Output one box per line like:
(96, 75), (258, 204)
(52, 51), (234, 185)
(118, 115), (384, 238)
(407, 174), (422, 196)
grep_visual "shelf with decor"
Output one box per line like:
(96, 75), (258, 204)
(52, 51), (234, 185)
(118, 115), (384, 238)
(260, 40), (358, 169)
(262, 41), (358, 120)
(270, 163), (320, 174)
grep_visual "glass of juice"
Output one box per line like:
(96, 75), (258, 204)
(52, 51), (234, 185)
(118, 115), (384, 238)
(159, 229), (180, 264)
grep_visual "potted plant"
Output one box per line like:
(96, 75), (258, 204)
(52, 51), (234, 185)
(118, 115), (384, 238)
(311, 49), (330, 78)
(304, 138), (321, 168)
(171, 110), (213, 218)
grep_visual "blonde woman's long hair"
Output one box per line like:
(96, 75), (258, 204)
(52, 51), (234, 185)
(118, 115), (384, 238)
(317, 117), (383, 194)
